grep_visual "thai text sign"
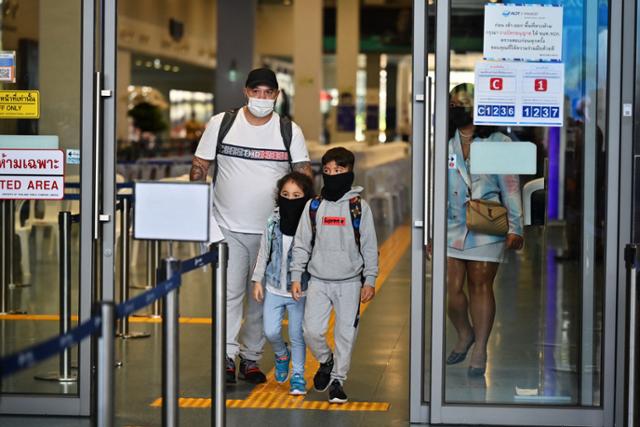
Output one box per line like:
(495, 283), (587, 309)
(0, 90), (40, 119)
(0, 149), (64, 199)
(474, 61), (564, 127)
(484, 4), (563, 62)
(0, 149), (64, 175)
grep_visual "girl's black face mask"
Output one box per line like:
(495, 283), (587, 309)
(278, 196), (308, 236)
(322, 171), (354, 202)
(450, 105), (474, 129)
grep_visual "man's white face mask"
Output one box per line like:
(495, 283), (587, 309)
(247, 97), (275, 118)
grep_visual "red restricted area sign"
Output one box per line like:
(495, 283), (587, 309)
(0, 149), (65, 199)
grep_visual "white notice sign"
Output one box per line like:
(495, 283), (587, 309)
(0, 148), (65, 199)
(474, 61), (564, 127)
(0, 176), (64, 199)
(484, 4), (563, 62)
(0, 149), (64, 175)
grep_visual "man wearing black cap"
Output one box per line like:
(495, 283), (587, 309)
(190, 68), (312, 384)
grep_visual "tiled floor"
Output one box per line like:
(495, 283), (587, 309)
(0, 214), (605, 426)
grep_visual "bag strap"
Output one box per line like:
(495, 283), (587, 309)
(216, 109), (239, 155)
(279, 115), (293, 169)
(349, 196), (362, 250)
(309, 196), (322, 248)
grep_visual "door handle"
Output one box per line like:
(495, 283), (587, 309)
(424, 76), (434, 246)
(93, 72), (102, 240)
(93, 72), (112, 239)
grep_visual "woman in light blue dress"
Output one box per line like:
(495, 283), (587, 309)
(445, 84), (524, 377)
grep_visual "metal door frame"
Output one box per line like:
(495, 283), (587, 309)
(0, 0), (96, 415)
(410, 0), (628, 425)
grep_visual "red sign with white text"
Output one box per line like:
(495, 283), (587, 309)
(0, 149), (64, 199)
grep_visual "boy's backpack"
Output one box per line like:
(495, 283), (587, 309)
(215, 108), (293, 168)
(308, 195), (362, 250)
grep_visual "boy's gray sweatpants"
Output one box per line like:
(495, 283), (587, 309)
(303, 280), (361, 383)
(221, 227), (265, 361)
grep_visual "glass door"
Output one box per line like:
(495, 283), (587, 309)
(0, 0), (116, 416)
(412, 0), (623, 425)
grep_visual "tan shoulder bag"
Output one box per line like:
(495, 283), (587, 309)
(465, 160), (509, 236)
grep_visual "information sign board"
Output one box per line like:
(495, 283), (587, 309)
(0, 51), (16, 83)
(484, 4), (563, 62)
(0, 149), (64, 199)
(474, 61), (564, 127)
(0, 90), (40, 119)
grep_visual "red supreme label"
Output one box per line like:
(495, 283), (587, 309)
(322, 216), (346, 226)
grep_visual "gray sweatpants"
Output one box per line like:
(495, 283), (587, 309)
(303, 280), (361, 383)
(221, 227), (265, 361)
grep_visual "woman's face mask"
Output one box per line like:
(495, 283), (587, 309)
(449, 105), (474, 129)
(247, 97), (275, 118)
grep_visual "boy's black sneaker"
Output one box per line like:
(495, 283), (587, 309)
(226, 357), (237, 384)
(239, 356), (267, 384)
(328, 379), (348, 404)
(313, 354), (334, 392)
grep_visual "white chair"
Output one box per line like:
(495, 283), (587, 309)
(29, 200), (63, 259)
(364, 167), (397, 226)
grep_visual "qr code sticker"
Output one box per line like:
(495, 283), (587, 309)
(0, 67), (12, 81)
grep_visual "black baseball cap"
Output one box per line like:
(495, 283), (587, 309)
(245, 68), (279, 90)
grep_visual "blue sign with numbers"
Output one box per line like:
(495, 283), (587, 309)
(477, 105), (516, 118)
(522, 106), (560, 119)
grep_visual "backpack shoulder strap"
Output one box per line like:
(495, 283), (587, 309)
(349, 196), (362, 250)
(279, 115), (293, 169)
(309, 196), (322, 248)
(216, 109), (240, 157)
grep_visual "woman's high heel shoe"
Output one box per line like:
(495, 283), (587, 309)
(446, 336), (475, 365)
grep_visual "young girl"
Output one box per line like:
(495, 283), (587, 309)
(251, 171), (314, 395)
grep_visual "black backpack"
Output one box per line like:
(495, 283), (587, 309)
(215, 108), (293, 168)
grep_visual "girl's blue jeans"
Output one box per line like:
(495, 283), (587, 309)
(263, 290), (306, 375)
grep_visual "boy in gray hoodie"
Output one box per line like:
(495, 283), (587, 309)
(290, 147), (379, 404)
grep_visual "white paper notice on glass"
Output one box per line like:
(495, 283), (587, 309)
(474, 60), (564, 127)
(484, 4), (563, 62)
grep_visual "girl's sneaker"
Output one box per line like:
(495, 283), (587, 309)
(274, 349), (291, 383)
(289, 373), (307, 395)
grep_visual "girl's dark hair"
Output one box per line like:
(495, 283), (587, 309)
(321, 147), (355, 170)
(276, 171), (315, 200)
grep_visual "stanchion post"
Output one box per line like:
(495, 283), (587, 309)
(159, 257), (181, 427)
(34, 211), (77, 382)
(1, 200), (8, 314)
(1, 200), (26, 314)
(211, 242), (227, 427)
(7, 199), (14, 288)
(97, 302), (115, 427)
(151, 240), (161, 316)
(625, 244), (639, 427)
(117, 197), (149, 339)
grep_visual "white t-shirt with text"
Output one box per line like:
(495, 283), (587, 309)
(195, 109), (310, 234)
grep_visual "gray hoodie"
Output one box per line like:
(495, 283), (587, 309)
(290, 186), (379, 287)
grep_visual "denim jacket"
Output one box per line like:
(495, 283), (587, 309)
(251, 212), (309, 293)
(447, 130), (524, 250)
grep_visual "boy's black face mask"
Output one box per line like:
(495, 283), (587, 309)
(321, 171), (354, 202)
(278, 196), (308, 236)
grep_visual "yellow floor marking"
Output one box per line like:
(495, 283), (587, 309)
(150, 397), (390, 411)
(0, 314), (213, 325)
(152, 225), (410, 412)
